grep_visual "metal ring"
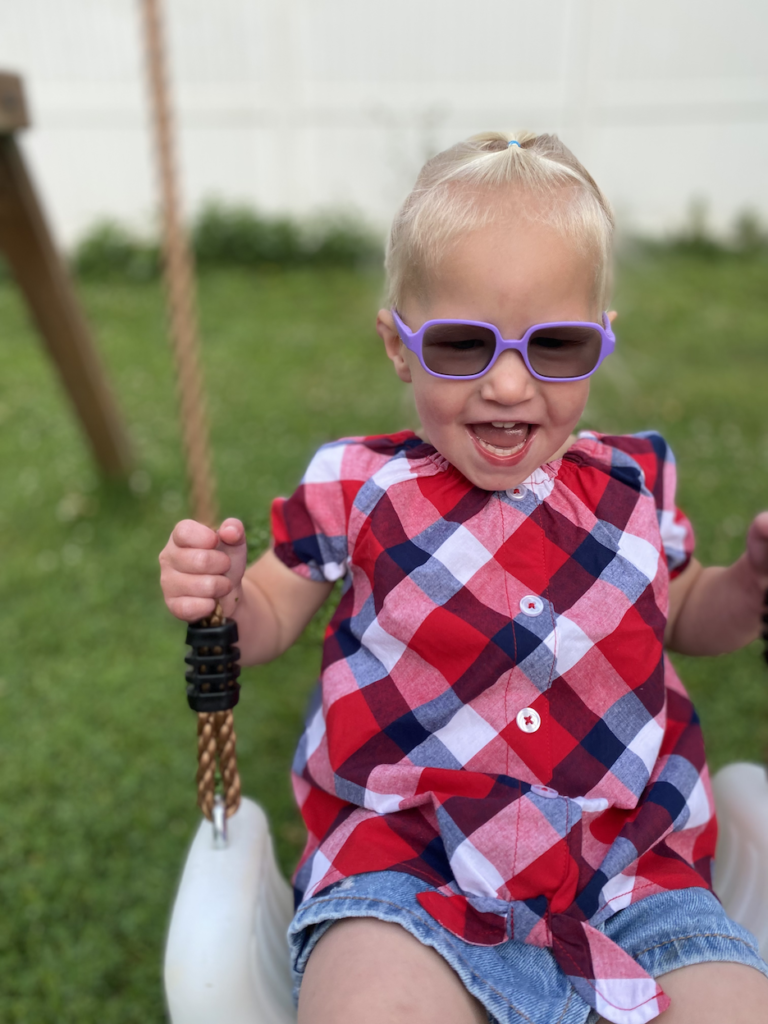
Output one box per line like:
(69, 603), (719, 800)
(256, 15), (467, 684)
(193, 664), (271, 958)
(212, 793), (228, 848)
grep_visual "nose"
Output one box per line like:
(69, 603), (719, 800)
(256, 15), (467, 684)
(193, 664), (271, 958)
(479, 349), (536, 406)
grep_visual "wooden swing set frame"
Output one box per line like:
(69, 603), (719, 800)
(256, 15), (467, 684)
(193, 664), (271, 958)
(0, 71), (132, 479)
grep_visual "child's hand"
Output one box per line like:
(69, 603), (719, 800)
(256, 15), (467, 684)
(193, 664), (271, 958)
(746, 511), (768, 591)
(159, 517), (248, 622)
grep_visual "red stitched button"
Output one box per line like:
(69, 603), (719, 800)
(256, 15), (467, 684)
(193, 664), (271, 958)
(531, 784), (558, 798)
(516, 707), (541, 733)
(519, 595), (544, 617)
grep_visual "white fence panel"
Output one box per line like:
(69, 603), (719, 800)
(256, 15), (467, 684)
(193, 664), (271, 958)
(0, 0), (766, 242)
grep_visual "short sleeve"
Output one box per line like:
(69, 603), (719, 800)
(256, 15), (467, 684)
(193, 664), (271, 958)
(271, 441), (353, 582)
(619, 431), (695, 579)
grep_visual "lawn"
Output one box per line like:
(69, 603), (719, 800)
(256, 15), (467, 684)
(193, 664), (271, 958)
(1, 252), (767, 1021)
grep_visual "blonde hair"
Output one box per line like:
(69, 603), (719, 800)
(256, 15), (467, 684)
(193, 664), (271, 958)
(385, 130), (614, 310)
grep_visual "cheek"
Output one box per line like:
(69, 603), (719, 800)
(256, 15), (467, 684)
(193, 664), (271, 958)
(411, 378), (470, 426)
(547, 382), (590, 425)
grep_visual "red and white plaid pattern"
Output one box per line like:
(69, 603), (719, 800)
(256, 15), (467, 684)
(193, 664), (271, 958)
(273, 431), (713, 1024)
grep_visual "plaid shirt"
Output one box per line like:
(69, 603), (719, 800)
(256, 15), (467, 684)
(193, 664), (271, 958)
(272, 431), (715, 1024)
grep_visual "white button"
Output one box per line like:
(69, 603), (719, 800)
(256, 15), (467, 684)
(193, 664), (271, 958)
(531, 784), (558, 799)
(516, 707), (541, 733)
(519, 595), (544, 617)
(573, 796), (609, 813)
(506, 485), (527, 500)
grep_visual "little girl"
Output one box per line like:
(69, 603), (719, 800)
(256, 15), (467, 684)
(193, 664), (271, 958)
(160, 132), (768, 1024)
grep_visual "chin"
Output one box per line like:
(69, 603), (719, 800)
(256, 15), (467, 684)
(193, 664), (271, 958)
(458, 458), (532, 492)
(472, 471), (529, 492)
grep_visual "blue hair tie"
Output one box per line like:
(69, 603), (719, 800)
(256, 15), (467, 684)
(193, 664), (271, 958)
(508, 140), (521, 147)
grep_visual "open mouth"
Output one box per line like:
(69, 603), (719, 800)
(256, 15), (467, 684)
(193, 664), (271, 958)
(468, 421), (536, 463)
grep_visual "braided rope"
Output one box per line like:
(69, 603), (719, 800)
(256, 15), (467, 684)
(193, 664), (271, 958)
(141, 0), (241, 822)
(216, 710), (242, 817)
(141, 0), (217, 530)
(196, 712), (218, 821)
(196, 709), (242, 820)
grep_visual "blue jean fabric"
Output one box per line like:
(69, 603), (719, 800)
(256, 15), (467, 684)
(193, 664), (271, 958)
(288, 871), (768, 1024)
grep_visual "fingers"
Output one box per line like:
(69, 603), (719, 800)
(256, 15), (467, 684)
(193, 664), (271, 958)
(218, 517), (245, 546)
(171, 518), (220, 549)
(161, 566), (235, 622)
(216, 519), (248, 580)
(215, 520), (248, 618)
(746, 511), (768, 583)
(165, 595), (217, 623)
(746, 510), (768, 551)
(161, 519), (232, 575)
(165, 544), (232, 575)
(162, 569), (234, 602)
(160, 518), (248, 622)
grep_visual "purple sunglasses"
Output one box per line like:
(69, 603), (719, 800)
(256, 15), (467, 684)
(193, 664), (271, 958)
(391, 309), (615, 382)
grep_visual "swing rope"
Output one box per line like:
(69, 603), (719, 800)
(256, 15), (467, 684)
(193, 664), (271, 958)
(193, 605), (242, 821)
(140, 0), (241, 822)
(197, 706), (242, 820)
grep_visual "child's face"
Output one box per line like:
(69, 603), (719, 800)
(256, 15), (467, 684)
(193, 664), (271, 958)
(378, 212), (604, 491)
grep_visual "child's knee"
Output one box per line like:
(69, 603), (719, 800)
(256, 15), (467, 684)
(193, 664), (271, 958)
(607, 961), (768, 1024)
(298, 918), (486, 1024)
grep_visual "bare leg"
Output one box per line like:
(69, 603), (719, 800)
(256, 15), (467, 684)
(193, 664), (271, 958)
(597, 962), (768, 1024)
(297, 918), (488, 1024)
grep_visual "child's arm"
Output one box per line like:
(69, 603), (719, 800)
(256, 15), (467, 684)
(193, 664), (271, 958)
(159, 517), (333, 666)
(665, 511), (768, 655)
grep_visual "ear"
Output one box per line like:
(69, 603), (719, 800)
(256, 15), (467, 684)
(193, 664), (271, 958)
(607, 310), (618, 324)
(376, 309), (412, 383)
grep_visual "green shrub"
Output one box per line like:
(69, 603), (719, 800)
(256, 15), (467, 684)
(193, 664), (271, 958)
(300, 213), (383, 268)
(637, 201), (768, 261)
(71, 206), (383, 280)
(72, 221), (160, 282)
(732, 209), (768, 254)
(193, 205), (304, 267)
(192, 203), (382, 269)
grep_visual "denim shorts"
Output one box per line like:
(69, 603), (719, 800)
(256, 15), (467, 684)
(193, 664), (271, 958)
(288, 871), (768, 1024)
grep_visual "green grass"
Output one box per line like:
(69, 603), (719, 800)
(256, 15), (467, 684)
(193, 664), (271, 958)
(1, 253), (767, 1020)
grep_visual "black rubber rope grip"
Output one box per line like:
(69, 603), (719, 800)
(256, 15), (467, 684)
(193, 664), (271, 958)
(185, 619), (241, 712)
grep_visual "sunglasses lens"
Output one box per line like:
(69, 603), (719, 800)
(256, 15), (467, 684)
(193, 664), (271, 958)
(421, 323), (497, 376)
(527, 326), (603, 379)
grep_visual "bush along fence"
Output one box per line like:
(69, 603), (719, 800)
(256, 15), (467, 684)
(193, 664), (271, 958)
(70, 204), (384, 281)
(624, 202), (768, 262)
(2, 200), (765, 286)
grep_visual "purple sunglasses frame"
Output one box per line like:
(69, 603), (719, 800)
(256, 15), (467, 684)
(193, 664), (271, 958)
(391, 309), (616, 382)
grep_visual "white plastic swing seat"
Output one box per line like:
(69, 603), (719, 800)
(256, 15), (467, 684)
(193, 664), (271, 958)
(164, 763), (768, 1024)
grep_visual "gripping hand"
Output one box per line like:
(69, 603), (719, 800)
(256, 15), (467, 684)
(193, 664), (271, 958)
(159, 517), (248, 622)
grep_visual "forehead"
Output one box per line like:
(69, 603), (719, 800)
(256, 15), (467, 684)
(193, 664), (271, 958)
(412, 207), (601, 328)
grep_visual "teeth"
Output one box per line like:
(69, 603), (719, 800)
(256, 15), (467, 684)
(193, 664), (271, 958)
(490, 421), (524, 430)
(477, 437), (526, 456)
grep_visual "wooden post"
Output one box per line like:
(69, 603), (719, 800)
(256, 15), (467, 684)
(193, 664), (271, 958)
(0, 71), (133, 478)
